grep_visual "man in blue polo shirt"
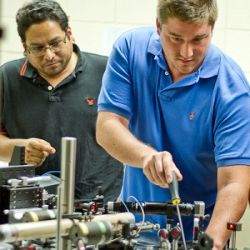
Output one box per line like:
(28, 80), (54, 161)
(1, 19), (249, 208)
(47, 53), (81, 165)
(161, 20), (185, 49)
(96, 0), (250, 249)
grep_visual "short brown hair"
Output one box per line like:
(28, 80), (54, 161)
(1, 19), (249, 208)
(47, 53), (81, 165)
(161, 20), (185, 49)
(157, 0), (218, 27)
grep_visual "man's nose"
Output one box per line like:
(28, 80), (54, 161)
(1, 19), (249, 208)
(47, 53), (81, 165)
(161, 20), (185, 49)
(43, 47), (55, 60)
(180, 42), (194, 59)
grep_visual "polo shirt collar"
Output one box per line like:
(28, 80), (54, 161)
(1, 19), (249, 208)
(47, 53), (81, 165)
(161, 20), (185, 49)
(73, 44), (85, 75)
(19, 58), (35, 78)
(199, 45), (221, 79)
(148, 30), (162, 57)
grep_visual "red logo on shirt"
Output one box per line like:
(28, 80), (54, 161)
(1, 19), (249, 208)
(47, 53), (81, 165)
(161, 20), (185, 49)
(189, 112), (195, 120)
(85, 97), (95, 106)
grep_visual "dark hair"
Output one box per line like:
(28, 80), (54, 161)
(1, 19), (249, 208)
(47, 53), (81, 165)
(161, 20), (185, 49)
(157, 0), (218, 28)
(16, 0), (69, 42)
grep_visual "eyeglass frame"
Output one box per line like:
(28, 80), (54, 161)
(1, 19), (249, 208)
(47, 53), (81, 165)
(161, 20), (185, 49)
(25, 32), (68, 57)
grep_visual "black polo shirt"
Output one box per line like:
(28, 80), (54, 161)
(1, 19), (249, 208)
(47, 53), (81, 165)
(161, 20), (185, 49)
(0, 44), (123, 201)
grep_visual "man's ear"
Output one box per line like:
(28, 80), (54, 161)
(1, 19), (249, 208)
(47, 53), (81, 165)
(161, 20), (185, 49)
(22, 42), (28, 56)
(156, 18), (161, 35)
(66, 26), (75, 42)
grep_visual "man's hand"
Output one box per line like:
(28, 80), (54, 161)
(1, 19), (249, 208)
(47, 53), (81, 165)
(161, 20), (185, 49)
(24, 138), (56, 166)
(205, 165), (250, 250)
(142, 151), (183, 187)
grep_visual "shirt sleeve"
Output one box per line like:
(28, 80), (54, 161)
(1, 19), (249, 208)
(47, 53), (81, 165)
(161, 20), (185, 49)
(98, 33), (134, 120)
(214, 60), (250, 167)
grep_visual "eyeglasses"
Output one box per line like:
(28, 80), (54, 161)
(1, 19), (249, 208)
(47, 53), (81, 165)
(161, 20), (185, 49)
(26, 32), (67, 57)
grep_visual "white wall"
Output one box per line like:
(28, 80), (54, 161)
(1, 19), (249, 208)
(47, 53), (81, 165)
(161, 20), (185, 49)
(0, 0), (249, 248)
(1, 0), (250, 82)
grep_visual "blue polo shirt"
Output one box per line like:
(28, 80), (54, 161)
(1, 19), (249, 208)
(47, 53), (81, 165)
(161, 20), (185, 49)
(98, 27), (250, 236)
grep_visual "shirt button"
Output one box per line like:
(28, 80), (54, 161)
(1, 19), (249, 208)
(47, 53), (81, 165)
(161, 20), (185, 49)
(48, 86), (53, 91)
(165, 71), (169, 76)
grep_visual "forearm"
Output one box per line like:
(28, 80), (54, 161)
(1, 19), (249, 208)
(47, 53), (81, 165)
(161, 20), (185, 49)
(96, 111), (157, 167)
(206, 174), (249, 249)
(0, 134), (27, 162)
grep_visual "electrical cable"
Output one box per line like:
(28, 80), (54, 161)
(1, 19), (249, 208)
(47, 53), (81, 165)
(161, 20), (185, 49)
(169, 171), (187, 250)
(176, 204), (187, 250)
(127, 196), (145, 234)
(42, 170), (61, 176)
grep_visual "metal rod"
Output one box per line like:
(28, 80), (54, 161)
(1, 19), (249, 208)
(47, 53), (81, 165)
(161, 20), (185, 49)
(56, 184), (62, 250)
(229, 231), (236, 249)
(61, 137), (77, 214)
(59, 137), (77, 250)
(0, 213), (135, 243)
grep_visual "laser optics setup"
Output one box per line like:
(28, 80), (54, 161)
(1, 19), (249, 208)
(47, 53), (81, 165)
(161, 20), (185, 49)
(0, 138), (242, 250)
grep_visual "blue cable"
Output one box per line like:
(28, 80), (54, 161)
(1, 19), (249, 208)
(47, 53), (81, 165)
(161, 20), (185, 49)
(42, 171), (61, 176)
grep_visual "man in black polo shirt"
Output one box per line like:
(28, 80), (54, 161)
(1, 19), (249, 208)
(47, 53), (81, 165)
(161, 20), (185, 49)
(0, 0), (123, 201)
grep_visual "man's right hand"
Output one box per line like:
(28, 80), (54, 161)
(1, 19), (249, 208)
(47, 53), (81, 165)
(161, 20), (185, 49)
(24, 138), (56, 166)
(142, 151), (183, 187)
